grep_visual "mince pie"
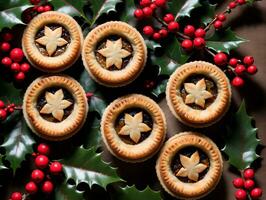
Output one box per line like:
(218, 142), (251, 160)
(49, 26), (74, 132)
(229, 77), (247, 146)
(22, 11), (83, 72)
(156, 132), (223, 199)
(23, 75), (88, 141)
(166, 61), (231, 127)
(101, 94), (166, 162)
(82, 21), (147, 87)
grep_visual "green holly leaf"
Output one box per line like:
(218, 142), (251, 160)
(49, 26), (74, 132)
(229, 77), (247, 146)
(61, 147), (121, 189)
(206, 28), (247, 54)
(151, 79), (168, 98)
(1, 118), (35, 174)
(168, 0), (201, 19)
(222, 101), (260, 170)
(111, 185), (162, 200)
(145, 40), (162, 51)
(200, 4), (216, 26)
(90, 0), (122, 25)
(55, 183), (84, 200)
(119, 0), (136, 25)
(83, 116), (102, 149)
(0, 155), (8, 171)
(0, 0), (29, 10)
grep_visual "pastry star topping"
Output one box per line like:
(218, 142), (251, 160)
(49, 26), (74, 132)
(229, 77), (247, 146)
(98, 38), (131, 69)
(184, 78), (213, 108)
(40, 89), (72, 121)
(176, 151), (208, 182)
(118, 112), (151, 143)
(35, 26), (68, 56)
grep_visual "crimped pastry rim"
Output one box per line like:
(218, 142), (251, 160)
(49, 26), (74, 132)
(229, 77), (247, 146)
(22, 11), (83, 73)
(101, 94), (166, 162)
(82, 21), (147, 87)
(23, 75), (88, 141)
(166, 61), (231, 127)
(156, 132), (223, 199)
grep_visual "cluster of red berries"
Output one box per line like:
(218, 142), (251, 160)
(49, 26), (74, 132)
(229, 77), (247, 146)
(233, 168), (263, 200)
(22, 0), (53, 23)
(213, 53), (257, 87)
(181, 25), (206, 51)
(0, 31), (31, 82)
(134, 0), (167, 19)
(0, 100), (17, 121)
(9, 143), (63, 200)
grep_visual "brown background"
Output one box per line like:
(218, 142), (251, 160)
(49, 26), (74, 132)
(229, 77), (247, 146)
(103, 1), (266, 199)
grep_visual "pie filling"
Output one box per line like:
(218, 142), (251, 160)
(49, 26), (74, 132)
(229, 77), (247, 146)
(36, 87), (74, 123)
(179, 74), (218, 110)
(171, 146), (210, 183)
(95, 35), (133, 71)
(35, 24), (71, 57)
(115, 108), (153, 144)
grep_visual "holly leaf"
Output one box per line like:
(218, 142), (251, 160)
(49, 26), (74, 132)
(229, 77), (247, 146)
(119, 0), (137, 25)
(90, 0), (122, 25)
(168, 0), (201, 19)
(79, 70), (107, 116)
(55, 183), (84, 200)
(111, 185), (162, 200)
(83, 116), (102, 149)
(206, 28), (247, 54)
(61, 147), (122, 189)
(200, 4), (216, 26)
(1, 118), (35, 174)
(222, 101), (260, 170)
(0, 155), (8, 171)
(145, 40), (162, 51)
(151, 79), (168, 98)
(0, 0), (29, 10)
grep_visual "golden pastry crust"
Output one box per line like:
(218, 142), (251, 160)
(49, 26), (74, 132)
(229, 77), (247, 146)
(166, 61), (231, 127)
(82, 21), (147, 87)
(22, 11), (83, 73)
(156, 132), (223, 199)
(23, 75), (88, 141)
(101, 94), (166, 162)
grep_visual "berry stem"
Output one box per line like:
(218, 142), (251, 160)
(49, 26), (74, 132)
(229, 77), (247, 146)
(204, 10), (229, 32)
(205, 47), (216, 57)
(153, 14), (168, 26)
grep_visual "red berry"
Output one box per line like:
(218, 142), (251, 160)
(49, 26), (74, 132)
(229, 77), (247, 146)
(25, 181), (38, 194)
(44, 5), (52, 12)
(153, 32), (161, 40)
(142, 7), (153, 17)
(134, 9), (144, 19)
(8, 107), (14, 114)
(181, 39), (193, 51)
(37, 143), (50, 155)
(217, 14), (226, 22)
(229, 58), (238, 67)
(0, 100), (5, 109)
(159, 29), (168, 38)
(37, 6), (44, 13)
(31, 169), (45, 183)
(143, 26), (154, 36)
(235, 189), (247, 200)
(243, 56), (254, 66)
(15, 72), (25, 81)
(244, 179), (255, 190)
(214, 52), (228, 66)
(244, 168), (255, 179)
(168, 21), (179, 32)
(50, 161), (63, 175)
(35, 155), (49, 169)
(194, 28), (206, 38)
(1, 57), (12, 67)
(10, 48), (24, 62)
(232, 77), (244, 87)
(233, 178), (245, 188)
(155, 0), (166, 7)
(184, 25), (195, 37)
(0, 109), (7, 120)
(1, 42), (11, 52)
(11, 192), (22, 200)
(2, 32), (13, 42)
(20, 63), (30, 73)
(42, 181), (54, 194)
(229, 2), (237, 9)
(11, 63), (21, 72)
(235, 64), (246, 75)
(193, 37), (205, 49)
(237, 0), (246, 5)
(140, 0), (151, 7)
(250, 188), (263, 199)
(214, 20), (223, 29)
(30, 0), (41, 5)
(163, 13), (175, 23)
(247, 65), (257, 75)
(150, 3), (157, 10)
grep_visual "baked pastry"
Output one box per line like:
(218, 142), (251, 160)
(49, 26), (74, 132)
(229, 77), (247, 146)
(22, 11), (83, 72)
(156, 132), (223, 199)
(166, 61), (231, 127)
(101, 94), (166, 162)
(82, 21), (147, 87)
(23, 75), (88, 141)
